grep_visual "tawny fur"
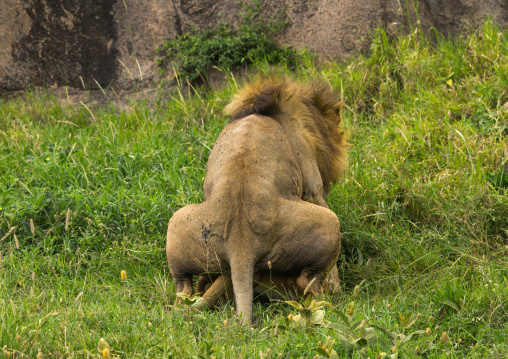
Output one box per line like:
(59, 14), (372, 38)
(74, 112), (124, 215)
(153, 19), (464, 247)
(166, 76), (347, 324)
(224, 76), (348, 192)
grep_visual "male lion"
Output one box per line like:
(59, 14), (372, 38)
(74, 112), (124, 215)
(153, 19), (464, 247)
(166, 77), (348, 323)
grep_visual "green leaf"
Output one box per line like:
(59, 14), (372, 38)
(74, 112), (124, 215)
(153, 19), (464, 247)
(352, 337), (368, 347)
(399, 330), (425, 344)
(355, 348), (369, 359)
(176, 292), (198, 305)
(441, 300), (460, 311)
(402, 313), (418, 330)
(334, 332), (354, 352)
(333, 310), (351, 327)
(313, 348), (330, 357)
(298, 308), (313, 320)
(356, 246), (364, 266)
(283, 300), (303, 309)
(370, 324), (399, 341)
(366, 329), (390, 350)
(401, 312), (410, 327)
(311, 309), (326, 325)
(292, 314), (307, 327)
(351, 320), (365, 331)
(325, 323), (353, 337)
(312, 301), (334, 310)
(324, 336), (336, 350)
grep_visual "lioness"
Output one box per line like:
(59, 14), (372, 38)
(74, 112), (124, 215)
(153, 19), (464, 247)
(166, 77), (348, 323)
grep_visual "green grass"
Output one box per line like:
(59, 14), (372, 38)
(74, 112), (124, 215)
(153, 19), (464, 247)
(1, 20), (507, 358)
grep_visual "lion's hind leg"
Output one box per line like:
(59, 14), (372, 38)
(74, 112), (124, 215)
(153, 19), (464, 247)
(167, 203), (223, 304)
(196, 274), (215, 294)
(175, 276), (194, 297)
(271, 200), (342, 298)
(199, 274), (234, 308)
(296, 269), (325, 297)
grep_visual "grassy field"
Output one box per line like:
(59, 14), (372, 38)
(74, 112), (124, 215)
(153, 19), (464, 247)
(1, 20), (507, 358)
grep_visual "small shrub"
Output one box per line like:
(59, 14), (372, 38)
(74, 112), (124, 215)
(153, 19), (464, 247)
(157, 0), (307, 84)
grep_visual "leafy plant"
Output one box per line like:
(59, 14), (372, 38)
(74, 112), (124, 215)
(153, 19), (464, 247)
(157, 0), (306, 84)
(370, 312), (426, 349)
(282, 298), (427, 358)
(323, 302), (394, 359)
(487, 166), (508, 190)
(176, 292), (205, 319)
(313, 336), (339, 359)
(176, 292), (204, 307)
(308, 300), (428, 359)
(284, 297), (333, 327)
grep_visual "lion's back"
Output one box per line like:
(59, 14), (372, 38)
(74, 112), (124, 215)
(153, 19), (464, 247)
(203, 115), (303, 235)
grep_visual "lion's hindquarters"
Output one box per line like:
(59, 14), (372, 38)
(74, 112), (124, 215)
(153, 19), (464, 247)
(166, 204), (225, 284)
(266, 200), (341, 291)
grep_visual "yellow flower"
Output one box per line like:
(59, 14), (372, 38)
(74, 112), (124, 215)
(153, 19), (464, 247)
(98, 338), (110, 357)
(120, 270), (127, 281)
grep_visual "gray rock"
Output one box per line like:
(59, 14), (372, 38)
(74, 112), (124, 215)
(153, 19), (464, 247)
(1, 0), (117, 91)
(1, 0), (507, 92)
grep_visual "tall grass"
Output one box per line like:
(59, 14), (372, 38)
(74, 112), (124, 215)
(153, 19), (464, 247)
(0, 20), (506, 358)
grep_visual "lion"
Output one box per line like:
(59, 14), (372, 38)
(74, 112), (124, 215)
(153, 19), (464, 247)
(166, 76), (348, 323)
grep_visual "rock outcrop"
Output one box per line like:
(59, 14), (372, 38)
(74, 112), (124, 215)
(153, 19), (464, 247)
(1, 0), (507, 91)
